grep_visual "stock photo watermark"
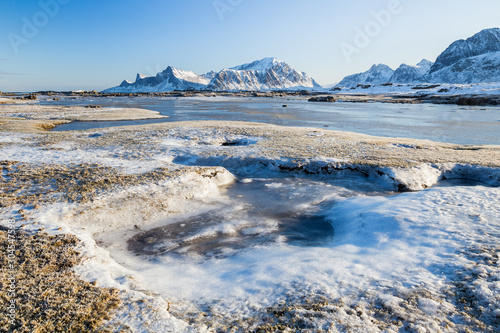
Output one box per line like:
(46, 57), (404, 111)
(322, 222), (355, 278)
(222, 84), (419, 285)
(3, 219), (17, 327)
(340, 0), (410, 63)
(213, 0), (244, 21)
(8, 0), (70, 54)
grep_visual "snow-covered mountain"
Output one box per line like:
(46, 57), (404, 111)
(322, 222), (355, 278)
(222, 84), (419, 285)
(336, 64), (394, 88)
(104, 66), (211, 93)
(335, 28), (500, 87)
(207, 58), (321, 91)
(429, 28), (500, 74)
(104, 58), (321, 92)
(427, 28), (500, 83)
(427, 51), (500, 84)
(389, 59), (433, 83)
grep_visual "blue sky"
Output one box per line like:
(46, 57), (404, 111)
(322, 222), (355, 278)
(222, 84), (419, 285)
(1, 0), (499, 91)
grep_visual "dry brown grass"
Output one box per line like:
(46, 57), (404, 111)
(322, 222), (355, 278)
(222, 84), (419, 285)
(0, 161), (178, 208)
(0, 229), (121, 332)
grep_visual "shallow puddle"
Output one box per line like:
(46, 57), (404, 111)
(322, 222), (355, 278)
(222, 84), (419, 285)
(127, 176), (393, 259)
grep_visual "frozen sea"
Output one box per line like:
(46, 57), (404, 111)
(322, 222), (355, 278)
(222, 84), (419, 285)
(46, 96), (500, 145)
(35, 96), (500, 330)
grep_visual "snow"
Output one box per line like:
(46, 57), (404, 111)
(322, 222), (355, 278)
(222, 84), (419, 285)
(428, 51), (500, 83)
(331, 81), (500, 95)
(339, 28), (500, 86)
(336, 64), (394, 88)
(429, 28), (500, 73)
(230, 57), (281, 71)
(105, 66), (211, 93)
(64, 182), (500, 331)
(208, 57), (321, 91)
(416, 59), (434, 76)
(104, 58), (322, 93)
(1, 116), (499, 330)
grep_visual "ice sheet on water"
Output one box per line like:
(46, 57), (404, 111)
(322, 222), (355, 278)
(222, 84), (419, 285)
(123, 176), (370, 259)
(91, 181), (500, 330)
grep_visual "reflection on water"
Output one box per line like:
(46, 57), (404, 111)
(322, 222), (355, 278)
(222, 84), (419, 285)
(127, 176), (396, 259)
(127, 210), (334, 258)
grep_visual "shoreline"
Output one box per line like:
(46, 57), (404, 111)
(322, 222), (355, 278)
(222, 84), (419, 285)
(2, 86), (500, 106)
(0, 104), (166, 133)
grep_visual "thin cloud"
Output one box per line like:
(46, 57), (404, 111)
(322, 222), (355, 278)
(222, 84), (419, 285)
(0, 69), (26, 76)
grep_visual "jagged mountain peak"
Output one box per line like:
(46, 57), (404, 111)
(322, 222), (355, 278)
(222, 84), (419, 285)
(389, 60), (433, 84)
(417, 59), (433, 69)
(208, 58), (321, 91)
(202, 71), (217, 81)
(338, 60), (434, 87)
(369, 63), (393, 71)
(230, 57), (283, 71)
(104, 58), (321, 92)
(336, 64), (394, 88)
(429, 28), (500, 74)
(119, 79), (133, 88)
(426, 28), (500, 83)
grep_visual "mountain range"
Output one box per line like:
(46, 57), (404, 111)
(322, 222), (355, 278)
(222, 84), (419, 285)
(104, 58), (321, 93)
(336, 28), (500, 88)
(336, 60), (434, 88)
(427, 28), (500, 83)
(105, 28), (500, 92)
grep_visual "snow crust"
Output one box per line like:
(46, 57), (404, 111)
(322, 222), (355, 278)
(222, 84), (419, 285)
(2, 119), (499, 331)
(38, 180), (500, 331)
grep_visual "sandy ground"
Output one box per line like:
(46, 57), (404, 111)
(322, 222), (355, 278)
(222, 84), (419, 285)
(0, 104), (166, 133)
(0, 97), (39, 105)
(0, 103), (499, 331)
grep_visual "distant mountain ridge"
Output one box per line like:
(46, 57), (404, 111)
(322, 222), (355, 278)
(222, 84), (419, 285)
(390, 59), (433, 84)
(336, 28), (500, 88)
(110, 66), (212, 93)
(104, 58), (321, 93)
(429, 28), (500, 74)
(336, 60), (434, 88)
(336, 64), (394, 88)
(105, 28), (500, 93)
(208, 58), (321, 91)
(427, 28), (500, 83)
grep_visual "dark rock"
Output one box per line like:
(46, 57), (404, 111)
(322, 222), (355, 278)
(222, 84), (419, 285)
(24, 94), (37, 100)
(456, 97), (498, 106)
(308, 96), (336, 103)
(411, 85), (441, 90)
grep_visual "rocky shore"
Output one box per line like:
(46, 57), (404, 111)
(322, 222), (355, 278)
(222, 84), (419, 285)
(2, 89), (500, 106)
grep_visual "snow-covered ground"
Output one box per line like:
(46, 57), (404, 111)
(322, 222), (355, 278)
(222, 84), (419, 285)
(1, 105), (499, 331)
(90, 183), (500, 331)
(330, 82), (500, 96)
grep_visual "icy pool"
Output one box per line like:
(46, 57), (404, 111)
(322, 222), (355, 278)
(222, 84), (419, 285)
(126, 176), (388, 259)
(91, 172), (500, 330)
